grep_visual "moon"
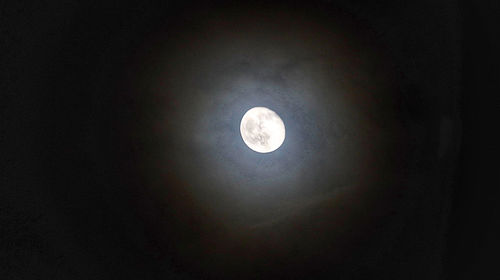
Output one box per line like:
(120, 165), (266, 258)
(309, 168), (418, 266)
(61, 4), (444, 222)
(240, 107), (286, 153)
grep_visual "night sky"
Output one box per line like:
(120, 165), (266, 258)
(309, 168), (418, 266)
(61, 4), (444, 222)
(1, 0), (497, 279)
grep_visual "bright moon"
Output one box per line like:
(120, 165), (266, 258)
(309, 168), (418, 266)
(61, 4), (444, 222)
(240, 107), (286, 153)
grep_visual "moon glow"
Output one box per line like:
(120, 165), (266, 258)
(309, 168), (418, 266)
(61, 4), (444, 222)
(240, 107), (286, 153)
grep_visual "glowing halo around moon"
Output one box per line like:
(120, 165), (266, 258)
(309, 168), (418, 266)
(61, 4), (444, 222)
(240, 107), (286, 153)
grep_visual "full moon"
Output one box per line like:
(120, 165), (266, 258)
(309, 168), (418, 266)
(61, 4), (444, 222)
(240, 107), (286, 153)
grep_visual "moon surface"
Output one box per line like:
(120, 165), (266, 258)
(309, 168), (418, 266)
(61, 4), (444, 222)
(240, 107), (286, 153)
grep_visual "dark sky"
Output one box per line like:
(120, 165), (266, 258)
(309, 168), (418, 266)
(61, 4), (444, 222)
(1, 0), (497, 279)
